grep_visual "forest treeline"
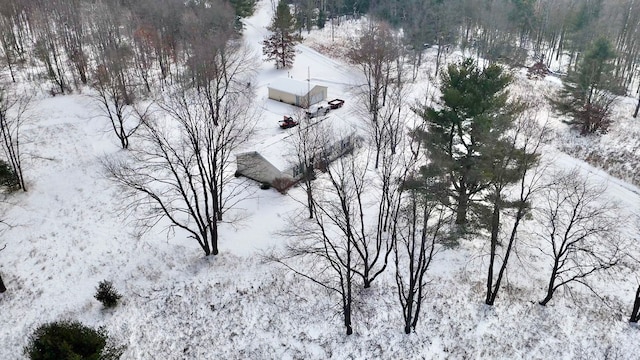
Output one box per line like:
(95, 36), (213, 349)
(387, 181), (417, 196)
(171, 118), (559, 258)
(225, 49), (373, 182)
(299, 0), (639, 94)
(0, 0), (638, 96)
(0, 0), (256, 92)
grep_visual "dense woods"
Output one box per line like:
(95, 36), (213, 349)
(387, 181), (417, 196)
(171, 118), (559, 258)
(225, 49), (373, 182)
(0, 0), (636, 99)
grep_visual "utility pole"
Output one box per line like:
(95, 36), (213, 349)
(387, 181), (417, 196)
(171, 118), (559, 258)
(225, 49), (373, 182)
(307, 66), (311, 109)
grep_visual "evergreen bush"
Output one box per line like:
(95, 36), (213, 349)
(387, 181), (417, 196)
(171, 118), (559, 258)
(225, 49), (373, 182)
(94, 280), (122, 308)
(25, 321), (109, 360)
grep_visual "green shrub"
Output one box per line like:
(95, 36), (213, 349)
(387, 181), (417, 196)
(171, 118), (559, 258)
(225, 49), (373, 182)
(0, 159), (19, 190)
(25, 320), (111, 360)
(94, 280), (122, 308)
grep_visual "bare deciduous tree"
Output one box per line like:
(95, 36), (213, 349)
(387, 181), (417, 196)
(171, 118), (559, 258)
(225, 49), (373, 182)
(32, 6), (69, 94)
(52, 0), (89, 86)
(535, 169), (624, 306)
(348, 20), (399, 169)
(270, 207), (356, 335)
(316, 147), (386, 289)
(373, 82), (406, 232)
(187, 43), (258, 220)
(394, 157), (449, 334)
(484, 112), (549, 306)
(89, 1), (135, 105)
(105, 83), (255, 256)
(0, 87), (29, 191)
(272, 127), (406, 333)
(271, 138), (359, 335)
(105, 95), (220, 256)
(0, 12), (22, 83)
(92, 66), (145, 150)
(179, 0), (236, 98)
(179, 10), (257, 219)
(288, 111), (330, 219)
(130, 0), (183, 84)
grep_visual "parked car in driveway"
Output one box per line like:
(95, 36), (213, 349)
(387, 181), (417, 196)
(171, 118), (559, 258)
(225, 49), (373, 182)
(278, 116), (299, 129)
(305, 102), (330, 118)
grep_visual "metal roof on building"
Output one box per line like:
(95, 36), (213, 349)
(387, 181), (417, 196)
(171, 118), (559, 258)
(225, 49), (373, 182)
(268, 78), (326, 96)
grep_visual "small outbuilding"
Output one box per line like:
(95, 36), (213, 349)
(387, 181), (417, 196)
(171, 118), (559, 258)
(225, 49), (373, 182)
(267, 78), (328, 108)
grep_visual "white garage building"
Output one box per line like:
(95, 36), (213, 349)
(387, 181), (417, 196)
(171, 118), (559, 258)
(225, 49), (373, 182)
(267, 78), (328, 108)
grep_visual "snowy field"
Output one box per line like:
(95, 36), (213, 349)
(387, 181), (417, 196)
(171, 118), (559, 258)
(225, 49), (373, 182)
(1, 1), (640, 359)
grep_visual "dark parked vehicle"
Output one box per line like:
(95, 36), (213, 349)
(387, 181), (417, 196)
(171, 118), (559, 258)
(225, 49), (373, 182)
(328, 99), (345, 109)
(279, 116), (299, 129)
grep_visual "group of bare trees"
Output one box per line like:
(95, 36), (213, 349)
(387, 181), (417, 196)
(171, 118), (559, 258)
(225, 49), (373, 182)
(0, 0), (260, 257)
(0, 0), (255, 147)
(368, 0), (640, 125)
(371, 0), (640, 88)
(104, 33), (258, 256)
(273, 31), (634, 334)
(0, 1), (258, 299)
(270, 20), (420, 335)
(271, 21), (439, 335)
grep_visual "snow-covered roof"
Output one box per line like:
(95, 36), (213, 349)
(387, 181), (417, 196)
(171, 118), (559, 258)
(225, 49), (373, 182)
(268, 78), (326, 96)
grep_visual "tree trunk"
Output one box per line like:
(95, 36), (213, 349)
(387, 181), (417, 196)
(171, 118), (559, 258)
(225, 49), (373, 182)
(6, 57), (15, 83)
(488, 206), (526, 306)
(634, 82), (640, 118)
(0, 273), (6, 293)
(539, 292), (553, 306)
(345, 231), (353, 335)
(307, 186), (314, 219)
(435, 37), (443, 77)
(539, 261), (559, 306)
(344, 303), (353, 335)
(555, 28), (565, 62)
(403, 291), (414, 334)
(630, 284), (640, 323)
(455, 188), (468, 225)
(485, 201), (500, 305)
(210, 217), (219, 256)
(363, 278), (371, 289)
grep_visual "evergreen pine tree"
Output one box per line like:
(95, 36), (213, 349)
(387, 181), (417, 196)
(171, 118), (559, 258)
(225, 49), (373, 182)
(415, 58), (518, 228)
(229, 0), (256, 30)
(550, 38), (620, 135)
(317, 9), (326, 29)
(229, 0), (256, 18)
(263, 0), (301, 69)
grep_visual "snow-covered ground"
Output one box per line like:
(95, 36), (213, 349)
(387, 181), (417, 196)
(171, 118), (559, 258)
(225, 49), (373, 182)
(1, 1), (640, 359)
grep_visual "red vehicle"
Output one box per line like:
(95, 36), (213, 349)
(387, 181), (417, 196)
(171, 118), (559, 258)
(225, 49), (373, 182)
(328, 99), (345, 109)
(278, 116), (299, 129)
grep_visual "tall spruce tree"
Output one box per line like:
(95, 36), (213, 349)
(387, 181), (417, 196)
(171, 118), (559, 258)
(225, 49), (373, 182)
(415, 58), (517, 228)
(263, 0), (300, 69)
(550, 38), (620, 135)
